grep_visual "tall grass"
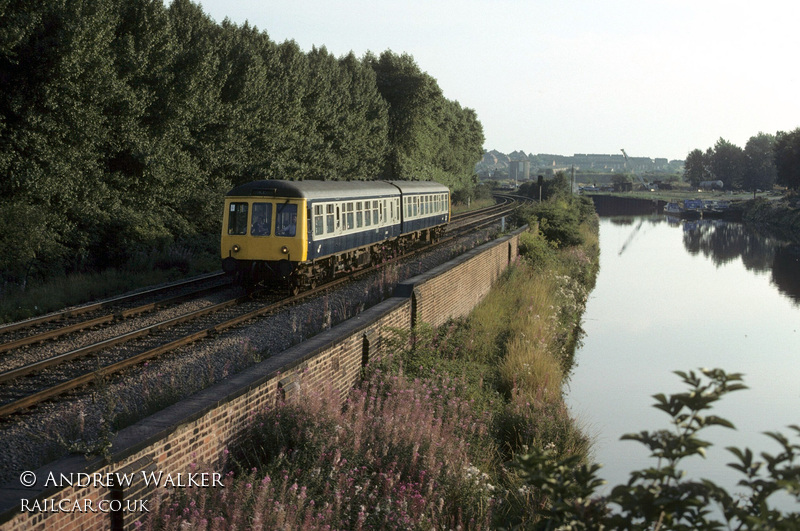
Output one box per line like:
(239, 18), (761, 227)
(0, 237), (219, 324)
(149, 370), (496, 530)
(451, 197), (495, 215)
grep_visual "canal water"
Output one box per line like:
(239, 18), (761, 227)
(566, 214), (800, 502)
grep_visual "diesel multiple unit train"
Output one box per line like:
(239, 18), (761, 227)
(221, 180), (450, 290)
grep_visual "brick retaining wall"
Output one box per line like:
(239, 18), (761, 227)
(0, 227), (524, 530)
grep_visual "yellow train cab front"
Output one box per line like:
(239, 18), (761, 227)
(221, 197), (308, 264)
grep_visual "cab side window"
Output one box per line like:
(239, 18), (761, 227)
(228, 202), (248, 235)
(276, 204), (297, 237)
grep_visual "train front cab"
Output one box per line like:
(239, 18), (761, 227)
(221, 194), (308, 285)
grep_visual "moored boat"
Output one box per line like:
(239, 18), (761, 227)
(663, 200), (702, 219)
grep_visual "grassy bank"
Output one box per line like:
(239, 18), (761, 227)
(740, 195), (800, 242)
(143, 195), (600, 529)
(0, 236), (220, 324)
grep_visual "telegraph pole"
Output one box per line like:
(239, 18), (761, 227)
(571, 165), (575, 195)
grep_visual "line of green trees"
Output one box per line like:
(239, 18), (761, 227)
(0, 0), (484, 288)
(683, 129), (800, 191)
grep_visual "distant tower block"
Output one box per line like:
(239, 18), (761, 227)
(509, 159), (530, 183)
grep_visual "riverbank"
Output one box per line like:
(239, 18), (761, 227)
(140, 196), (601, 529)
(587, 191), (800, 241)
(739, 196), (800, 242)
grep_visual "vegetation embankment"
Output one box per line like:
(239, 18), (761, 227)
(142, 193), (601, 529)
(1, 0), (485, 321)
(740, 196), (800, 242)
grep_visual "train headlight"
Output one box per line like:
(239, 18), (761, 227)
(232, 244), (240, 253)
(281, 246), (289, 254)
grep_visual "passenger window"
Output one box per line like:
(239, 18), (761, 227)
(250, 202), (272, 236)
(356, 201), (363, 228)
(326, 204), (335, 233)
(346, 203), (354, 230)
(314, 205), (324, 236)
(275, 203), (297, 237)
(228, 202), (249, 235)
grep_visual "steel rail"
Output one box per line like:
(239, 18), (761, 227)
(0, 204), (518, 417)
(0, 272), (227, 336)
(0, 294), (250, 385)
(0, 282), (231, 354)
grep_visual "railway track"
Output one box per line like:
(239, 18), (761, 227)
(0, 272), (230, 351)
(0, 200), (519, 419)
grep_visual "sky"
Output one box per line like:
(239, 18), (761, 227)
(193, 0), (800, 161)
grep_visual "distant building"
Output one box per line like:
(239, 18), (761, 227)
(509, 159), (530, 182)
(476, 151), (684, 178)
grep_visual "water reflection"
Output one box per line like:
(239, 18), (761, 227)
(667, 217), (800, 304)
(567, 215), (800, 503)
(773, 246), (800, 303)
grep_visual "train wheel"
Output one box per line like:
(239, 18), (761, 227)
(288, 280), (300, 297)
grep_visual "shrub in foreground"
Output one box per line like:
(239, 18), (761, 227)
(512, 368), (800, 529)
(148, 368), (496, 530)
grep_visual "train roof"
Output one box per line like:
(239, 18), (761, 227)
(225, 180), (449, 200)
(226, 180), (399, 200)
(384, 180), (450, 195)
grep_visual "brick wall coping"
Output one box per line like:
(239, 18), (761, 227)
(394, 226), (525, 298)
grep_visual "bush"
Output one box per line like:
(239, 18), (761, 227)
(511, 368), (800, 529)
(518, 230), (556, 269)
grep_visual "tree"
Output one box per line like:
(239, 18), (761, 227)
(611, 174), (630, 188)
(775, 128), (800, 191)
(297, 47), (388, 180)
(743, 132), (777, 193)
(365, 50), (483, 192)
(710, 138), (745, 189)
(336, 53), (389, 179)
(366, 50), (443, 180)
(683, 149), (708, 187)
(0, 0), (124, 274)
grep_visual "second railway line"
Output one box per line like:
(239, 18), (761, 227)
(0, 198), (519, 485)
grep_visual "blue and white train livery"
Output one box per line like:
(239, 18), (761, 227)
(221, 180), (450, 290)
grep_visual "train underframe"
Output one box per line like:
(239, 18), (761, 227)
(225, 225), (445, 293)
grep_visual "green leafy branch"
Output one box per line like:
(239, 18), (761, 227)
(511, 368), (800, 530)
